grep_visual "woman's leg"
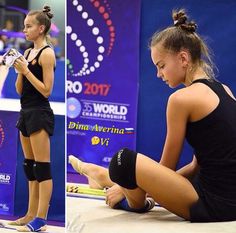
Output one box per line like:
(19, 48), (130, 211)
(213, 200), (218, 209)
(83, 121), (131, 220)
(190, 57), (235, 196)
(69, 155), (114, 188)
(10, 133), (39, 225)
(109, 151), (199, 220)
(29, 129), (52, 219)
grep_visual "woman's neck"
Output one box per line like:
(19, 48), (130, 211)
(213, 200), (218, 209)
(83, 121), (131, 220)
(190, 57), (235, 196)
(184, 67), (209, 86)
(33, 38), (47, 50)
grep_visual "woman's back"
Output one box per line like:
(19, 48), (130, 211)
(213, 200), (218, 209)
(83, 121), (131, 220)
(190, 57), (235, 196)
(186, 79), (236, 200)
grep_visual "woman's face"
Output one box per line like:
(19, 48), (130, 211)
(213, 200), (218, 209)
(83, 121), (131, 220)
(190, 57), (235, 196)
(151, 44), (188, 88)
(23, 15), (44, 41)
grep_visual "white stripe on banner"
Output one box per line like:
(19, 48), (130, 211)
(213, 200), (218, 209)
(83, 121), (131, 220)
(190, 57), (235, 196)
(0, 98), (65, 115)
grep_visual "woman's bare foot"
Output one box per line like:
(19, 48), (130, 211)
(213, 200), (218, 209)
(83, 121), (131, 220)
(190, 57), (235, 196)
(16, 217), (47, 232)
(68, 155), (84, 174)
(8, 215), (34, 226)
(68, 155), (103, 189)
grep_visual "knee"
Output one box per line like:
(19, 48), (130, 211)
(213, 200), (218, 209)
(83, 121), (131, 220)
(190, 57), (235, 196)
(108, 148), (137, 189)
(23, 159), (36, 181)
(33, 161), (52, 182)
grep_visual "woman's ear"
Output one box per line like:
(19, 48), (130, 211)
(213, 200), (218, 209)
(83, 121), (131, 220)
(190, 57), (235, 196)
(178, 50), (190, 68)
(39, 25), (46, 34)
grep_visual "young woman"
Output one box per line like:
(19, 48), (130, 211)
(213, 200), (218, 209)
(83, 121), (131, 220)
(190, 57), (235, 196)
(11, 6), (55, 232)
(70, 9), (236, 222)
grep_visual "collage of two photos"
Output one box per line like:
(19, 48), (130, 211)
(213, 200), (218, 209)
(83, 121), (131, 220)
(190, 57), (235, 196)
(0, 0), (65, 232)
(1, 0), (236, 233)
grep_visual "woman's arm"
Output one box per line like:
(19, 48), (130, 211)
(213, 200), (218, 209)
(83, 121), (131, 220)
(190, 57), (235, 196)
(15, 49), (30, 95)
(15, 73), (23, 95)
(177, 155), (199, 180)
(14, 48), (55, 98)
(159, 90), (190, 170)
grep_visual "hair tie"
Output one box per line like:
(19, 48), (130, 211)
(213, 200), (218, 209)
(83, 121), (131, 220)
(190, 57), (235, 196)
(174, 20), (178, 26)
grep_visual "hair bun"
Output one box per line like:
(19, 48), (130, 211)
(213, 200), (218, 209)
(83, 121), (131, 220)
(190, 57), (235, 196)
(172, 9), (197, 33)
(43, 5), (54, 19)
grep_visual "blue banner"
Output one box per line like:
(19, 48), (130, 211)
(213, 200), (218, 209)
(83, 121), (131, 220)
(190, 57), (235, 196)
(67, 0), (141, 171)
(0, 111), (18, 215)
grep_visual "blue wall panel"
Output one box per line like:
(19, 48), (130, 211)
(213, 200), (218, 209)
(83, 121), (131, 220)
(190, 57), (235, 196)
(137, 0), (236, 168)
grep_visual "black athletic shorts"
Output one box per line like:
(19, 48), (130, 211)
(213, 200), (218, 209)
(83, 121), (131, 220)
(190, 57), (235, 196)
(16, 107), (54, 137)
(190, 178), (236, 222)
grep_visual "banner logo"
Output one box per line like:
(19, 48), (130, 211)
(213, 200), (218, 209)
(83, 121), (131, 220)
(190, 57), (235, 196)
(67, 0), (116, 77)
(0, 173), (11, 184)
(68, 122), (135, 135)
(0, 203), (9, 212)
(91, 136), (110, 146)
(91, 136), (100, 145)
(102, 157), (112, 163)
(67, 80), (83, 94)
(67, 0), (140, 172)
(83, 82), (111, 96)
(67, 97), (82, 119)
(80, 100), (129, 122)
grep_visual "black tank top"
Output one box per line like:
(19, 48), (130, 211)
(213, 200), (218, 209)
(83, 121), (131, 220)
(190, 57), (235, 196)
(186, 79), (236, 199)
(20, 45), (51, 109)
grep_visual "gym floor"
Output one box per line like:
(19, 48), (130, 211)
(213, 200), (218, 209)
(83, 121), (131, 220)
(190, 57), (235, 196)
(66, 184), (236, 233)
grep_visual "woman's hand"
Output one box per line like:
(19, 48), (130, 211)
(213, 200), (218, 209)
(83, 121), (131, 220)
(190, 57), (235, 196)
(13, 56), (29, 75)
(105, 184), (125, 208)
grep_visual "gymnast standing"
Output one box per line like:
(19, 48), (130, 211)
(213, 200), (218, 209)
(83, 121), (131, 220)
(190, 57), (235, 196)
(70, 9), (236, 222)
(11, 6), (55, 232)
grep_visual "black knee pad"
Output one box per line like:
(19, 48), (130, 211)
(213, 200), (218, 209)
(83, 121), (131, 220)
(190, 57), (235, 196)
(109, 148), (138, 189)
(23, 159), (36, 181)
(33, 161), (52, 182)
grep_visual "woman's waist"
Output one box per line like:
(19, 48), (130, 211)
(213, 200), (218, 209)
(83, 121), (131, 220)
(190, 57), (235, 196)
(20, 96), (50, 109)
(197, 170), (236, 200)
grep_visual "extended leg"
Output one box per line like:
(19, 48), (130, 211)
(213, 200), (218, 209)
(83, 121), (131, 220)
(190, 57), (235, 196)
(69, 155), (114, 188)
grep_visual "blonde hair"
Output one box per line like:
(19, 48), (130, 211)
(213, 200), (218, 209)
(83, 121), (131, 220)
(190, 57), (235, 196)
(28, 5), (53, 36)
(150, 9), (216, 79)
